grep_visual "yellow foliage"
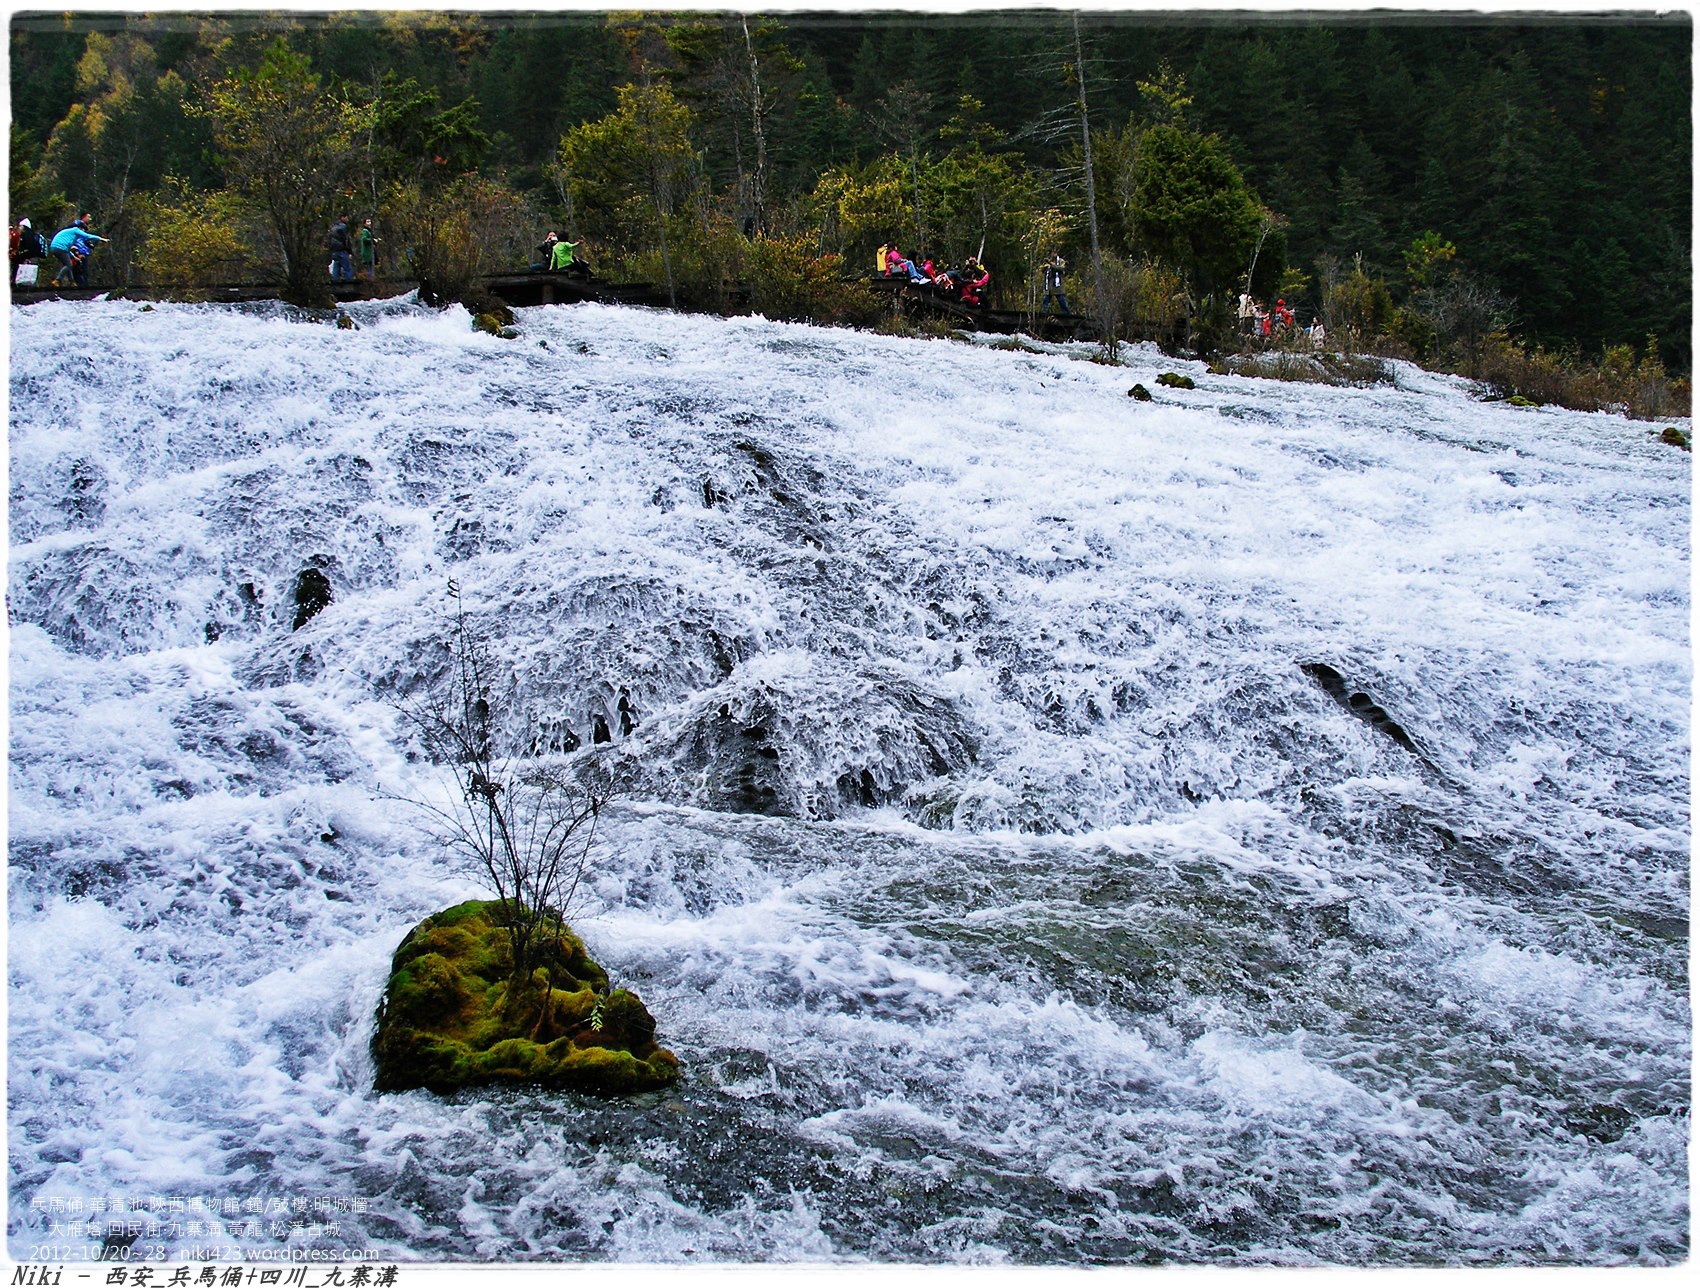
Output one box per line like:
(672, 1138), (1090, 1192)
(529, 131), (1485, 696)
(132, 179), (261, 289)
(745, 231), (880, 325)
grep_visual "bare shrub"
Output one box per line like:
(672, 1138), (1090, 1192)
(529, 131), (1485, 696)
(399, 583), (612, 980)
(1087, 255), (1189, 355)
(388, 173), (536, 305)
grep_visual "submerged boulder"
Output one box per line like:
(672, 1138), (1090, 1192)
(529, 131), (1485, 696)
(372, 900), (680, 1096)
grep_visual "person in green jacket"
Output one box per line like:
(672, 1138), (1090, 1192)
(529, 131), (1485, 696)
(358, 217), (378, 281)
(549, 236), (591, 280)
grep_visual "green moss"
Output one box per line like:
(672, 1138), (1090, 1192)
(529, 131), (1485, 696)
(1156, 371), (1195, 389)
(372, 900), (680, 1097)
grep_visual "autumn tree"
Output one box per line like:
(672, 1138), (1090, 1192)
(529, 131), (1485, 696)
(355, 73), (527, 303)
(38, 30), (208, 283)
(557, 80), (700, 305)
(194, 39), (364, 306)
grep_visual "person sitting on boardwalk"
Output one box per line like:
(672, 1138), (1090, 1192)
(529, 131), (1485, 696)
(877, 242), (892, 275)
(886, 248), (929, 284)
(959, 257), (990, 307)
(549, 236), (592, 279)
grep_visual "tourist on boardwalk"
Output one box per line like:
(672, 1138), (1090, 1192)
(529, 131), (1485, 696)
(1041, 253), (1070, 315)
(549, 235), (592, 279)
(959, 257), (990, 307)
(1239, 292), (1258, 334)
(11, 218), (47, 285)
(1308, 316), (1326, 347)
(358, 217), (379, 282)
(11, 217), (46, 265)
(50, 216), (106, 287)
(887, 248), (928, 284)
(326, 214), (354, 282)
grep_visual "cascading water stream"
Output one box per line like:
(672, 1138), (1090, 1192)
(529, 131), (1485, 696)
(7, 295), (1688, 1264)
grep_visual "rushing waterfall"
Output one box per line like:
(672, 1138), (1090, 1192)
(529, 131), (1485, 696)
(7, 295), (1689, 1265)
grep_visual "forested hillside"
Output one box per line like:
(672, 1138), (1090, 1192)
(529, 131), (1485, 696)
(9, 8), (1691, 373)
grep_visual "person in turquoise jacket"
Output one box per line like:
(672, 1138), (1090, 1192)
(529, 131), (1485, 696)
(50, 216), (107, 287)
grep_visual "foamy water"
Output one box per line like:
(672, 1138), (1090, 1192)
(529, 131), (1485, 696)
(7, 294), (1689, 1264)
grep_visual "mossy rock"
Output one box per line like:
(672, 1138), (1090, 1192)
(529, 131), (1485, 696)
(1659, 426), (1690, 451)
(463, 291), (515, 328)
(1128, 384), (1153, 401)
(1156, 371), (1195, 389)
(372, 900), (680, 1097)
(1508, 394), (1539, 407)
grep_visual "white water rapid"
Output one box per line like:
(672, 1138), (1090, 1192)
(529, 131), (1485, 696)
(7, 295), (1690, 1265)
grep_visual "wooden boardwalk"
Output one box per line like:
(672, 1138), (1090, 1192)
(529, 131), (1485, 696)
(861, 275), (1098, 340)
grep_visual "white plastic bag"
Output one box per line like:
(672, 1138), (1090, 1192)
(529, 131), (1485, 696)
(14, 263), (38, 286)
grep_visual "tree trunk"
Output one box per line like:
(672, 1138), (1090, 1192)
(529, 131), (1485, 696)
(742, 16), (769, 235)
(1073, 14), (1110, 354)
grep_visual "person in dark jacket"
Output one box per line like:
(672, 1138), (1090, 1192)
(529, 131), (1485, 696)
(327, 215), (354, 282)
(1041, 253), (1070, 315)
(10, 218), (47, 264)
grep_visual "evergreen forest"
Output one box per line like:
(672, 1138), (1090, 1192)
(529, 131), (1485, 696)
(8, 8), (1692, 385)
